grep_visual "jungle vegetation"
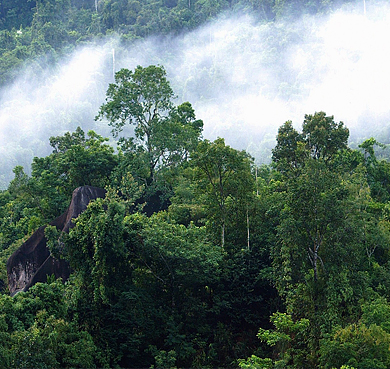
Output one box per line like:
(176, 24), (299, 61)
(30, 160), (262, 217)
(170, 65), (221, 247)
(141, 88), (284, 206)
(1, 1), (390, 368)
(1, 64), (390, 368)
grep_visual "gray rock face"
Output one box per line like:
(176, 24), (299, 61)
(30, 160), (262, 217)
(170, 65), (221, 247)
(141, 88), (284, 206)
(7, 185), (106, 296)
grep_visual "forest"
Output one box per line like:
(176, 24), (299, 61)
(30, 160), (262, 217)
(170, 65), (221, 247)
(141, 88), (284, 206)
(0, 0), (358, 88)
(2, 1), (390, 369)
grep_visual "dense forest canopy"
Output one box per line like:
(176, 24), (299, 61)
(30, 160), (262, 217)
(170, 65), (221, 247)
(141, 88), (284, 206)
(1, 63), (390, 368)
(1, 1), (390, 368)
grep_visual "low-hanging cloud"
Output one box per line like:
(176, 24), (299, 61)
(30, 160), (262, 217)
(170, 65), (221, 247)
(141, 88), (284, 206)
(0, 0), (389, 187)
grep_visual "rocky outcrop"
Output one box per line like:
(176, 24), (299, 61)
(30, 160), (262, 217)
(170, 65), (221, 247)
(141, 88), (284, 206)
(7, 185), (106, 296)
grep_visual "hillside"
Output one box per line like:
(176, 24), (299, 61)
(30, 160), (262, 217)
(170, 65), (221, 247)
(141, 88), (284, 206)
(0, 63), (390, 367)
(1, 4), (390, 367)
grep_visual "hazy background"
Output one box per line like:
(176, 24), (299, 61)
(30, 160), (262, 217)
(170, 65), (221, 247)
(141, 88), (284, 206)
(1, 0), (390, 187)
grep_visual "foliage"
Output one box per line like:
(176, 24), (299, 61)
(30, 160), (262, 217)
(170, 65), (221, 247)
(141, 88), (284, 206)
(358, 138), (390, 203)
(238, 312), (310, 368)
(96, 65), (203, 186)
(0, 127), (117, 255)
(32, 127), (117, 202)
(0, 280), (101, 369)
(0, 0), (361, 87)
(272, 112), (349, 175)
(2, 50), (390, 368)
(191, 137), (254, 249)
(320, 321), (390, 369)
(63, 192), (225, 367)
(238, 112), (390, 368)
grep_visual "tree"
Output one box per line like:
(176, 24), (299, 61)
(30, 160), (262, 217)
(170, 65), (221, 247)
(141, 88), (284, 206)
(359, 138), (390, 203)
(64, 192), (222, 367)
(272, 112), (349, 174)
(0, 167), (44, 250)
(269, 113), (368, 366)
(64, 195), (146, 367)
(272, 113), (353, 288)
(283, 160), (347, 283)
(191, 138), (254, 249)
(271, 120), (303, 175)
(238, 312), (310, 369)
(319, 298), (390, 369)
(302, 112), (349, 163)
(96, 65), (203, 185)
(0, 280), (101, 369)
(30, 128), (117, 219)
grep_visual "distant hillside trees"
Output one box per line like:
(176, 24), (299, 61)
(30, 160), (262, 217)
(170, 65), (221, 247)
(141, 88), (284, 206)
(0, 0), (358, 86)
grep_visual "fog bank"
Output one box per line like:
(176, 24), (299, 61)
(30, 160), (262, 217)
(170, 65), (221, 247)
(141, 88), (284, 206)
(1, 1), (390, 187)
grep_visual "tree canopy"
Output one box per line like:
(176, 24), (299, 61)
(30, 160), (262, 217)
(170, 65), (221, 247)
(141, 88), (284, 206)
(1, 64), (390, 368)
(96, 65), (203, 185)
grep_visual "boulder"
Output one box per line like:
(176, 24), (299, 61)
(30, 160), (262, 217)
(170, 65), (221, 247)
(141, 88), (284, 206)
(7, 185), (106, 296)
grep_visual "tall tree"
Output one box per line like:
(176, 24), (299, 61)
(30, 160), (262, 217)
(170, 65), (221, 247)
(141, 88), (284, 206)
(270, 113), (365, 366)
(271, 120), (303, 175)
(191, 138), (254, 249)
(272, 112), (349, 174)
(96, 65), (203, 185)
(302, 111), (349, 163)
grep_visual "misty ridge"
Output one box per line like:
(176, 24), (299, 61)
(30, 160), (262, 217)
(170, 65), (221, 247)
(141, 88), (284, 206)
(1, 0), (390, 188)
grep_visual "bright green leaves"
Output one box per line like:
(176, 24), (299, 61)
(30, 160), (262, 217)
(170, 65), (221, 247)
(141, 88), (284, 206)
(0, 280), (100, 369)
(97, 65), (174, 135)
(29, 127), (117, 220)
(49, 126), (86, 153)
(320, 298), (390, 369)
(302, 112), (349, 163)
(272, 112), (349, 175)
(238, 355), (274, 369)
(10, 313), (98, 369)
(43, 128), (117, 192)
(239, 313), (310, 369)
(97, 65), (203, 185)
(258, 312), (309, 347)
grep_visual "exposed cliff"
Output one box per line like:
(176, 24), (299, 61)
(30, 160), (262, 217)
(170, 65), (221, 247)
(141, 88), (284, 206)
(7, 185), (106, 295)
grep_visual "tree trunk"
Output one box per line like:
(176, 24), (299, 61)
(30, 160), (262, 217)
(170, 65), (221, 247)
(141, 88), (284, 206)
(247, 207), (250, 250)
(313, 243), (320, 282)
(221, 222), (225, 249)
